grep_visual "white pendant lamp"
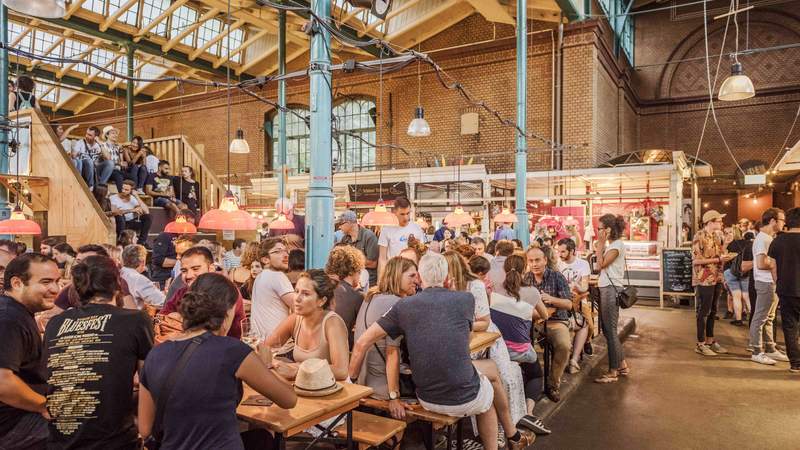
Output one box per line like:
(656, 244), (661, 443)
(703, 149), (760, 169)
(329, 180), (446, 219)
(718, 61), (755, 101)
(3, 0), (65, 18)
(407, 51), (431, 137)
(229, 128), (251, 154)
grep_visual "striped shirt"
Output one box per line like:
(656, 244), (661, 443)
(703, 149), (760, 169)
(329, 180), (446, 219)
(490, 287), (541, 353)
(222, 250), (241, 271)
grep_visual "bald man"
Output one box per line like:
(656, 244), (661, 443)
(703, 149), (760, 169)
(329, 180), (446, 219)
(269, 198), (305, 239)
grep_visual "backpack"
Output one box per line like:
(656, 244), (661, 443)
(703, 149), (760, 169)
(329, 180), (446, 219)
(730, 241), (751, 279)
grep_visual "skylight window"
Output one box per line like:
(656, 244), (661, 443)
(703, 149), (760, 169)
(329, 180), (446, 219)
(84, 0), (106, 15)
(170, 6), (198, 45)
(197, 18), (223, 55)
(32, 31), (58, 56)
(142, 0), (170, 36)
(9, 22), (32, 53)
(63, 39), (90, 72)
(220, 28), (244, 63)
(109, 0), (140, 26)
(89, 48), (116, 79)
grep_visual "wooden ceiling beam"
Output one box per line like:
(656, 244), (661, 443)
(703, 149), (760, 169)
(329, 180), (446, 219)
(359, 0), (423, 37)
(385, 0), (462, 42)
(56, 38), (103, 78)
(161, 7), (221, 53)
(64, 0), (87, 19)
(29, 31), (72, 69)
(235, 39), (281, 75)
(465, 0), (515, 25)
(212, 28), (268, 69)
(100, 0), (140, 32)
(151, 68), (197, 100)
(134, 0), (189, 42)
(189, 19), (245, 61)
(261, 46), (306, 76)
(84, 53), (122, 85)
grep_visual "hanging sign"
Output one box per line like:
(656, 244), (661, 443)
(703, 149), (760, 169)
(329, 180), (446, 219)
(348, 182), (408, 202)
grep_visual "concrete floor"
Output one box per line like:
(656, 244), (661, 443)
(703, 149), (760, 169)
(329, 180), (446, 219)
(536, 306), (800, 450)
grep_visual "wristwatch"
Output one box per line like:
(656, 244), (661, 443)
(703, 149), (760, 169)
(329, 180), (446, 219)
(388, 390), (399, 400)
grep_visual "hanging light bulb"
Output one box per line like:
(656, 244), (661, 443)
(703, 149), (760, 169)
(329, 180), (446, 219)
(407, 53), (431, 137)
(250, 212), (257, 218)
(719, 61), (755, 101)
(164, 214), (197, 234)
(494, 207), (518, 223)
(229, 128), (251, 154)
(444, 205), (473, 227)
(0, 204), (41, 235)
(3, 0), (66, 18)
(198, 191), (257, 230)
(542, 197), (552, 204)
(361, 202), (399, 227)
(407, 107), (431, 137)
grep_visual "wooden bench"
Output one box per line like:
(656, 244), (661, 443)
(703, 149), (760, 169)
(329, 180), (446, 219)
(359, 398), (463, 450)
(333, 410), (406, 450)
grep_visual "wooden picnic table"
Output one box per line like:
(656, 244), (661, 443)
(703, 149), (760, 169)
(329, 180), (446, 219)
(238, 383), (373, 450)
(469, 331), (501, 354)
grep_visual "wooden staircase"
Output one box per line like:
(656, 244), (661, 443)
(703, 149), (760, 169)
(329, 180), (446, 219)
(9, 109), (116, 246)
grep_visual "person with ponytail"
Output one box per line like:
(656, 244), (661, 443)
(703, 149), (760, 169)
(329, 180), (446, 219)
(139, 273), (296, 450)
(264, 269), (350, 382)
(44, 255), (154, 449)
(594, 214), (631, 383)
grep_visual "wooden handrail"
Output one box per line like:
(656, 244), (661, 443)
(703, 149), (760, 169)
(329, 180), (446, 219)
(142, 135), (229, 214)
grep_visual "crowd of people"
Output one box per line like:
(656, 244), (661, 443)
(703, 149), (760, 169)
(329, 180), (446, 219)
(0, 196), (634, 450)
(692, 207), (800, 372)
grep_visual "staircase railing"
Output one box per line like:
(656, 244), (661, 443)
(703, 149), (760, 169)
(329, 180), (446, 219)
(143, 135), (228, 215)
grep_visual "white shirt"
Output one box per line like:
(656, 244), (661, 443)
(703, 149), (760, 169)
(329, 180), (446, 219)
(558, 258), (591, 288)
(378, 222), (426, 258)
(109, 194), (143, 221)
(598, 240), (626, 288)
(61, 138), (72, 155)
(146, 154), (160, 173)
(223, 250), (241, 271)
(72, 139), (101, 161)
(120, 267), (165, 308)
(251, 269), (295, 339)
(359, 269), (370, 294)
(752, 231), (774, 283)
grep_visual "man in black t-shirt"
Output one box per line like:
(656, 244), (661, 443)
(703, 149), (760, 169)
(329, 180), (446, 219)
(0, 254), (61, 448)
(145, 160), (186, 217)
(768, 207), (800, 372)
(724, 232), (754, 325)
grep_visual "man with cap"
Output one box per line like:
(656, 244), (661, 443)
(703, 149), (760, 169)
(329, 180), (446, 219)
(692, 210), (734, 356)
(269, 198), (305, 241)
(336, 210), (379, 285)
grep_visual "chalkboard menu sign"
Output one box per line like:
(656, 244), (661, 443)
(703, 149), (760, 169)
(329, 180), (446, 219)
(662, 248), (693, 294)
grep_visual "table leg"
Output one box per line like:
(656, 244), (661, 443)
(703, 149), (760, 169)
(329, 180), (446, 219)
(346, 410), (353, 450)
(446, 424), (453, 450)
(423, 423), (434, 450)
(276, 433), (285, 450)
(456, 420), (463, 450)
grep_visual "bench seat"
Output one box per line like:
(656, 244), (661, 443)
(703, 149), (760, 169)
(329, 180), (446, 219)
(333, 411), (406, 450)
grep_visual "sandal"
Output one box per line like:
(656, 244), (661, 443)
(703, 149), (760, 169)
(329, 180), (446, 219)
(618, 366), (630, 376)
(594, 372), (619, 383)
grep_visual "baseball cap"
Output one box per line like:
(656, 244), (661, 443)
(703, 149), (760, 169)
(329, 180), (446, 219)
(702, 210), (726, 224)
(338, 210), (357, 223)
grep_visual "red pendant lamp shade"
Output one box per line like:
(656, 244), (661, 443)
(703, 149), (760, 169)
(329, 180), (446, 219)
(444, 205), (473, 227)
(164, 214), (197, 234)
(198, 192), (257, 230)
(494, 207), (518, 223)
(269, 213), (296, 230)
(361, 202), (399, 227)
(0, 206), (41, 235)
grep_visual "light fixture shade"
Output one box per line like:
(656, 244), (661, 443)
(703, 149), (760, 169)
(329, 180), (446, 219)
(0, 207), (41, 235)
(407, 107), (431, 137)
(494, 207), (518, 223)
(718, 62), (755, 101)
(361, 202), (399, 227)
(164, 214), (197, 234)
(198, 192), (257, 230)
(3, 0), (66, 18)
(444, 205), (473, 227)
(269, 213), (296, 230)
(229, 128), (251, 154)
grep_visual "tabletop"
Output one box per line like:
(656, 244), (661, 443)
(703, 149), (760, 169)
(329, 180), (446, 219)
(237, 383), (373, 437)
(469, 331), (501, 354)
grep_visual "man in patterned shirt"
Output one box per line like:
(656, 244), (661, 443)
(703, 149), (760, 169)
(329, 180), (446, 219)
(692, 210), (734, 356)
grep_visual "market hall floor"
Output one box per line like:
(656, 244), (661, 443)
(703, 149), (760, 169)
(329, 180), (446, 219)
(538, 306), (800, 450)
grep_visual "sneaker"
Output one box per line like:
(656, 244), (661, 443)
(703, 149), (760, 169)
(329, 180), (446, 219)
(789, 366), (800, 373)
(765, 351), (790, 362)
(507, 429), (536, 450)
(567, 360), (580, 374)
(518, 415), (551, 435)
(710, 342), (728, 354)
(751, 353), (777, 365)
(695, 344), (717, 356)
(584, 342), (593, 356)
(730, 320), (744, 326)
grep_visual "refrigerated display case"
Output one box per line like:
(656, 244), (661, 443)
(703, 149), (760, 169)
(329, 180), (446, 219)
(623, 240), (661, 299)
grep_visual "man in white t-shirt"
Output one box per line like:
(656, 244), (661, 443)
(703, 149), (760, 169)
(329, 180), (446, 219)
(378, 197), (425, 277)
(109, 180), (151, 246)
(557, 238), (591, 374)
(750, 208), (789, 365)
(251, 238), (296, 339)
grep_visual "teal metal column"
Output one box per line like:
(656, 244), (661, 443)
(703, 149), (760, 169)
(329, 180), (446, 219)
(277, 8), (287, 200)
(514, 0), (529, 247)
(0, 4), (9, 208)
(126, 45), (134, 141)
(305, 0), (334, 268)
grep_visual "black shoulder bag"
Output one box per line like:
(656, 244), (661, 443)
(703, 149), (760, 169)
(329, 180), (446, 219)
(608, 252), (638, 309)
(144, 334), (206, 450)
(362, 301), (416, 398)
